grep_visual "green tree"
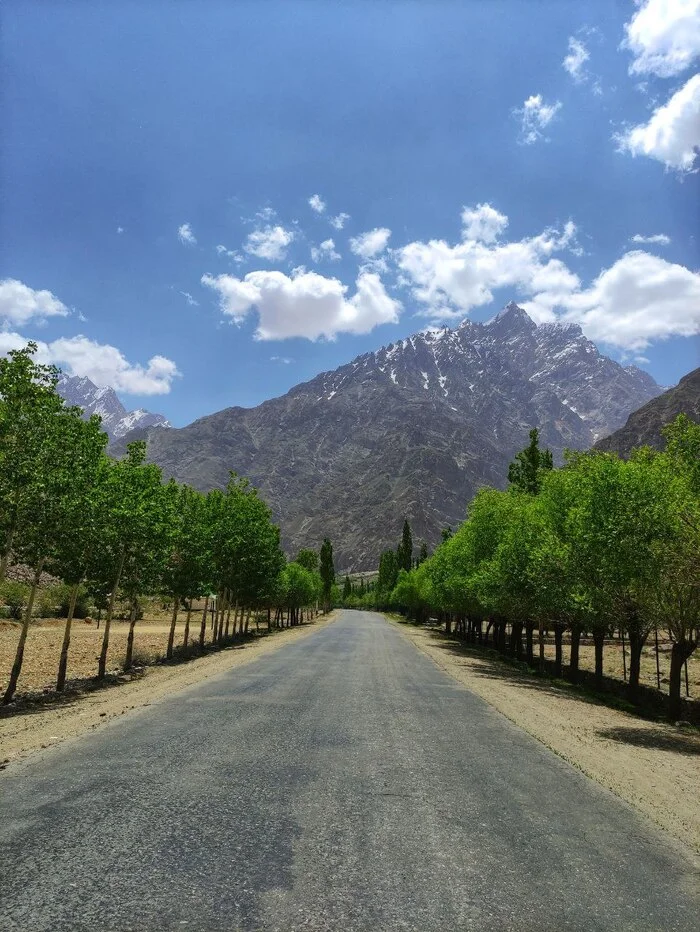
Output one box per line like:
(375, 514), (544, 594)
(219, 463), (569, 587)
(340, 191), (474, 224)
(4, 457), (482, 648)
(0, 344), (64, 585)
(397, 519), (413, 571)
(295, 549), (319, 572)
(508, 428), (553, 495)
(319, 538), (335, 612)
(342, 575), (352, 600)
(417, 541), (429, 565)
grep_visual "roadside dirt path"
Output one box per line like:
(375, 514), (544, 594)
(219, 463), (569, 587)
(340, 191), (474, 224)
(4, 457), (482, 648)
(394, 621), (700, 856)
(0, 613), (337, 770)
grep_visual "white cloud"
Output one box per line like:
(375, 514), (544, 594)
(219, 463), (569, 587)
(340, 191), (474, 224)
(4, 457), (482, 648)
(0, 279), (70, 327)
(461, 203), (508, 243)
(308, 194), (326, 214)
(349, 228), (392, 259)
(563, 37), (590, 82)
(523, 251), (700, 351)
(310, 238), (341, 263)
(623, 0), (700, 77)
(216, 243), (244, 262)
(243, 225), (295, 261)
(631, 232), (671, 244)
(178, 223), (197, 245)
(201, 268), (400, 341)
(397, 208), (578, 319)
(617, 73), (700, 170)
(180, 291), (199, 306)
(0, 333), (180, 395)
(117, 226), (125, 234)
(270, 355), (293, 364)
(330, 212), (350, 230)
(514, 94), (563, 144)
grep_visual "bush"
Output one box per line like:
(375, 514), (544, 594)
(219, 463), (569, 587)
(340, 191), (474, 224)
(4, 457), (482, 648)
(0, 580), (30, 620)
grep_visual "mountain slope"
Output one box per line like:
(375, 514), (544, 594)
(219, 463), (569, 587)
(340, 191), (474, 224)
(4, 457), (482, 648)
(57, 374), (170, 440)
(116, 303), (662, 570)
(594, 367), (700, 456)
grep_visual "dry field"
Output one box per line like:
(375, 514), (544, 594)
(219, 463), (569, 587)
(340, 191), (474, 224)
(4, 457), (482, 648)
(0, 603), (223, 696)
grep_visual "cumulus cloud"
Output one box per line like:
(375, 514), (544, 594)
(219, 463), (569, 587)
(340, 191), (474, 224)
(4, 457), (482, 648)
(178, 223), (197, 245)
(631, 233), (671, 244)
(617, 73), (700, 170)
(397, 205), (699, 351)
(397, 208), (578, 319)
(461, 203), (508, 243)
(523, 251), (700, 351)
(349, 228), (392, 259)
(0, 279), (70, 327)
(308, 194), (326, 214)
(514, 94), (562, 144)
(563, 37), (590, 82)
(623, 0), (700, 77)
(310, 238), (341, 263)
(0, 333), (180, 394)
(243, 225), (295, 261)
(270, 355), (293, 364)
(201, 268), (401, 341)
(329, 212), (351, 230)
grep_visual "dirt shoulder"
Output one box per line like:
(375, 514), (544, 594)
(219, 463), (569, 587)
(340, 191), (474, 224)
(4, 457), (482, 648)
(0, 613), (337, 770)
(392, 620), (700, 858)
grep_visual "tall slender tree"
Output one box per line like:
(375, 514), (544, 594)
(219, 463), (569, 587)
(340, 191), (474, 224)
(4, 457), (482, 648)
(319, 538), (335, 612)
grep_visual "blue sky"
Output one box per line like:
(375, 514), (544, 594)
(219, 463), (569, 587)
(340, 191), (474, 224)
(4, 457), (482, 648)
(1, 0), (699, 425)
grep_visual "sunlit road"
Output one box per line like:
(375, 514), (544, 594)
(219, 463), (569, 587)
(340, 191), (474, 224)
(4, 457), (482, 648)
(1, 611), (698, 931)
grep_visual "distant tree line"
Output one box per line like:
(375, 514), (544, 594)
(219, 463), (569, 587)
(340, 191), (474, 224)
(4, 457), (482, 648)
(0, 345), (335, 704)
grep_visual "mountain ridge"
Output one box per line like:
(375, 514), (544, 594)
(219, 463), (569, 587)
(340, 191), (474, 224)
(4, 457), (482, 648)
(111, 303), (663, 570)
(56, 374), (170, 441)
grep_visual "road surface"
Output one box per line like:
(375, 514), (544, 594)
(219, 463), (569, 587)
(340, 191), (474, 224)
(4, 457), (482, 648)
(1, 611), (698, 931)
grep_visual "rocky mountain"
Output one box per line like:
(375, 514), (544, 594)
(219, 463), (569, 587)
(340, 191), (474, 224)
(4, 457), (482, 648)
(594, 366), (700, 456)
(115, 302), (663, 570)
(57, 374), (170, 441)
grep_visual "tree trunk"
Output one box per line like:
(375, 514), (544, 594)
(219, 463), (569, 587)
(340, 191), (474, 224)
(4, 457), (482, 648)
(669, 639), (696, 720)
(627, 628), (648, 691)
(166, 598), (179, 659)
(554, 624), (564, 678)
(3, 559), (44, 705)
(56, 581), (80, 691)
(244, 609), (251, 634)
(593, 629), (605, 686)
(445, 614), (452, 636)
(199, 595), (209, 649)
(568, 625), (581, 684)
(538, 618), (545, 674)
(510, 621), (523, 658)
(525, 622), (535, 666)
(98, 548), (126, 679)
(183, 604), (192, 649)
(124, 599), (139, 670)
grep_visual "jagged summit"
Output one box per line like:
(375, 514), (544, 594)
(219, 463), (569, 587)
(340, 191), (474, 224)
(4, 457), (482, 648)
(116, 300), (663, 570)
(56, 373), (170, 440)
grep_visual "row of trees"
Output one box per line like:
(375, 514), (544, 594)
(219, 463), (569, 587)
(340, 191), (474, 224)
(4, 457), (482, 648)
(0, 345), (335, 704)
(387, 425), (699, 719)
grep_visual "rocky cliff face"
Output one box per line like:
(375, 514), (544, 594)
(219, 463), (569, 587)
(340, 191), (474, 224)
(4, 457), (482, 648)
(57, 374), (169, 441)
(594, 367), (699, 456)
(115, 302), (663, 570)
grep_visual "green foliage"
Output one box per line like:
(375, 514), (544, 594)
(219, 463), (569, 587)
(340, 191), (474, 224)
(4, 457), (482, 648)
(0, 580), (30, 619)
(397, 519), (413, 571)
(319, 538), (335, 609)
(295, 549), (319, 572)
(507, 428), (553, 495)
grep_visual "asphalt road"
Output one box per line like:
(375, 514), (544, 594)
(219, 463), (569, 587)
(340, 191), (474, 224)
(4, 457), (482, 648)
(1, 611), (698, 932)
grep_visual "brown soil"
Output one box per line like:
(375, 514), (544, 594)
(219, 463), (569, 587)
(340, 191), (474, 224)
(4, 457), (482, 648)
(0, 612), (337, 770)
(394, 621), (700, 860)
